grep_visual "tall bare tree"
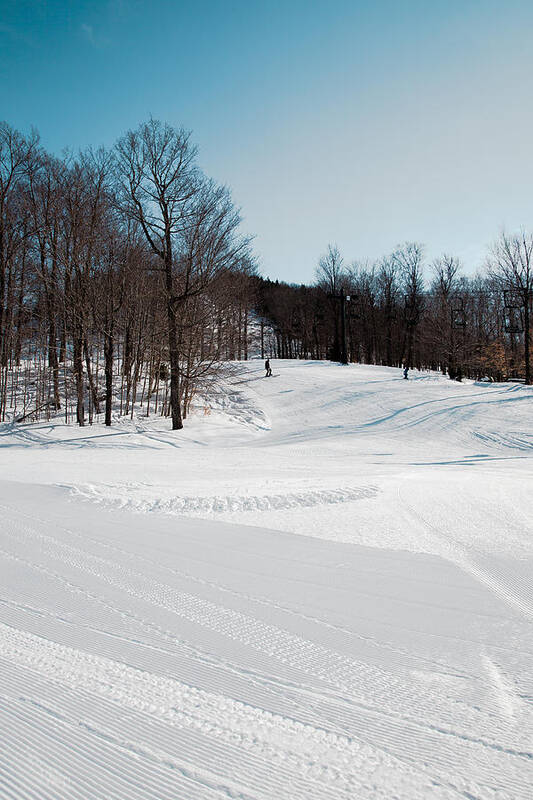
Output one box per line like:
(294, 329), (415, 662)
(430, 254), (462, 377)
(377, 255), (399, 367)
(316, 244), (348, 361)
(316, 243), (345, 294)
(27, 152), (65, 409)
(487, 231), (532, 384)
(393, 242), (425, 368)
(116, 119), (199, 429)
(0, 123), (38, 368)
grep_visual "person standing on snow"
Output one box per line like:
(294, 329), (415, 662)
(265, 358), (272, 377)
(403, 365), (409, 380)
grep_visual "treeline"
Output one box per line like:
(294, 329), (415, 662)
(0, 120), (255, 427)
(1, 118), (531, 431)
(255, 240), (532, 384)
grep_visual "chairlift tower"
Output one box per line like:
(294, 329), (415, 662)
(327, 288), (350, 364)
(503, 289), (525, 334)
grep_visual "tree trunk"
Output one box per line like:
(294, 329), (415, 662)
(406, 324), (415, 369)
(84, 337), (100, 414)
(165, 250), (183, 430)
(524, 289), (531, 384)
(73, 333), (85, 426)
(48, 316), (60, 409)
(385, 313), (393, 367)
(104, 321), (114, 426)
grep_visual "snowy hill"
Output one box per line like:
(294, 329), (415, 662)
(0, 361), (531, 799)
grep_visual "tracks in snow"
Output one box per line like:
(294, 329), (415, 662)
(0, 622), (446, 800)
(397, 486), (533, 619)
(70, 484), (379, 517)
(1, 503), (532, 799)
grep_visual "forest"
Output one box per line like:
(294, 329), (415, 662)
(0, 119), (531, 429)
(255, 239), (532, 383)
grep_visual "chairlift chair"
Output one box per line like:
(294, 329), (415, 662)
(504, 307), (523, 333)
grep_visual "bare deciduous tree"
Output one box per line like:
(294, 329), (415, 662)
(487, 231), (532, 384)
(0, 123), (38, 369)
(116, 119), (199, 430)
(377, 255), (399, 367)
(316, 243), (345, 295)
(393, 242), (425, 369)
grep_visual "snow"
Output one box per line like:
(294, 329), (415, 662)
(0, 360), (531, 799)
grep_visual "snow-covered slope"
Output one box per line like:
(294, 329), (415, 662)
(0, 361), (531, 799)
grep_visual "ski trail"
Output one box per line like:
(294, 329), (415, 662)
(397, 488), (533, 619)
(2, 507), (532, 800)
(0, 499), (466, 679)
(0, 622), (453, 800)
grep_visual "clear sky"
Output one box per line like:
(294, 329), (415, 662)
(2, 0), (533, 283)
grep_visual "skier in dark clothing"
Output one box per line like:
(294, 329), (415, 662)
(265, 359), (272, 377)
(403, 365), (409, 380)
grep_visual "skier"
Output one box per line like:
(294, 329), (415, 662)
(403, 365), (409, 380)
(265, 358), (272, 377)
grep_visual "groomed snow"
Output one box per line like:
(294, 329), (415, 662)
(0, 361), (531, 799)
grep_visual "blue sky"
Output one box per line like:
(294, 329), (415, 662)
(2, 0), (533, 283)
